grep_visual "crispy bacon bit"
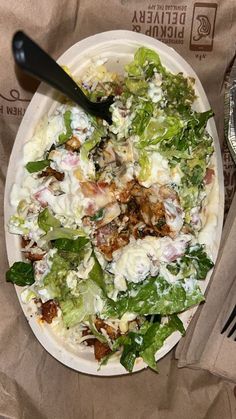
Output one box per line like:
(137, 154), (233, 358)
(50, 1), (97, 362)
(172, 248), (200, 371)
(65, 136), (81, 151)
(94, 340), (112, 361)
(39, 166), (64, 181)
(41, 300), (58, 324)
(204, 168), (215, 185)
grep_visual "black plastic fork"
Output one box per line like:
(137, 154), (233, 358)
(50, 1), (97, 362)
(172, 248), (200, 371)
(221, 304), (236, 340)
(12, 31), (114, 124)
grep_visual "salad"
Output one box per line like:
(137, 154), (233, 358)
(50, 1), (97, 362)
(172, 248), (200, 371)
(6, 47), (215, 373)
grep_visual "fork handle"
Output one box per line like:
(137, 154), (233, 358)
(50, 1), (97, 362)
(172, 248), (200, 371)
(12, 31), (112, 122)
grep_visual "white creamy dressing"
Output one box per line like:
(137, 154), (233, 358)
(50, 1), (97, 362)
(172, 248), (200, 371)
(198, 162), (220, 260)
(70, 107), (94, 143)
(138, 151), (171, 188)
(110, 234), (192, 290)
(23, 113), (64, 163)
(163, 199), (184, 234)
(148, 72), (163, 103)
(110, 100), (134, 140)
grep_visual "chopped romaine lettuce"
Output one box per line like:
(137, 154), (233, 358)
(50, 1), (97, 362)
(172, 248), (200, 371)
(140, 315), (185, 370)
(131, 101), (153, 136)
(103, 276), (204, 319)
(53, 237), (89, 253)
(6, 261), (35, 286)
(88, 252), (106, 293)
(137, 151), (151, 182)
(109, 314), (184, 372)
(60, 279), (104, 327)
(43, 253), (71, 299)
(58, 110), (73, 145)
(167, 244), (214, 280)
(42, 227), (86, 242)
(125, 47), (164, 79)
(38, 208), (61, 233)
(138, 114), (183, 148)
(26, 159), (51, 173)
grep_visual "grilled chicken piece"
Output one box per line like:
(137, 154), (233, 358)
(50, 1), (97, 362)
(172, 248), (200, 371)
(65, 136), (81, 151)
(41, 300), (58, 324)
(115, 180), (136, 203)
(95, 318), (118, 340)
(24, 251), (45, 262)
(94, 340), (112, 361)
(80, 181), (116, 216)
(95, 222), (130, 260)
(21, 237), (45, 261)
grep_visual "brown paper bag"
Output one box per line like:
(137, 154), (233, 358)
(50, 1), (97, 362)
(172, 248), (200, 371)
(0, 1), (236, 418)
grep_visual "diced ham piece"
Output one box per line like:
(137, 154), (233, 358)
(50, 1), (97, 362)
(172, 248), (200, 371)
(62, 151), (80, 168)
(160, 236), (191, 263)
(33, 187), (53, 207)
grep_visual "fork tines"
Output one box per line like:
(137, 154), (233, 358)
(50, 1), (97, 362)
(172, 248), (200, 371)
(221, 305), (236, 340)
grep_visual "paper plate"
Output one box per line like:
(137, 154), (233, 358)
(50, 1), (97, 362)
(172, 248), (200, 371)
(4, 30), (224, 376)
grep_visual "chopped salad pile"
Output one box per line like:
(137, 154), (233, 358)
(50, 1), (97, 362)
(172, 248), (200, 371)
(7, 47), (215, 372)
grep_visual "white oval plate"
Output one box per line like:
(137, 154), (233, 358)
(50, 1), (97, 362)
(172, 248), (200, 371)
(4, 30), (224, 376)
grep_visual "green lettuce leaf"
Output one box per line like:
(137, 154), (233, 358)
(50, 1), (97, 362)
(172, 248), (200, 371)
(131, 101), (153, 136)
(60, 279), (104, 327)
(53, 237), (90, 269)
(110, 314), (184, 372)
(80, 124), (107, 179)
(43, 253), (71, 299)
(80, 124), (107, 162)
(38, 208), (61, 233)
(167, 244), (214, 280)
(88, 252), (106, 292)
(138, 115), (183, 148)
(140, 315), (185, 370)
(58, 110), (72, 145)
(125, 79), (148, 96)
(6, 261), (35, 286)
(53, 237), (89, 253)
(103, 276), (204, 319)
(42, 227), (85, 242)
(137, 151), (152, 182)
(26, 159), (50, 173)
(125, 47), (164, 79)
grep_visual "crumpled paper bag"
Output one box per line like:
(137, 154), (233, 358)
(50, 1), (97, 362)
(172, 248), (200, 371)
(0, 1), (236, 418)
(176, 191), (236, 382)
